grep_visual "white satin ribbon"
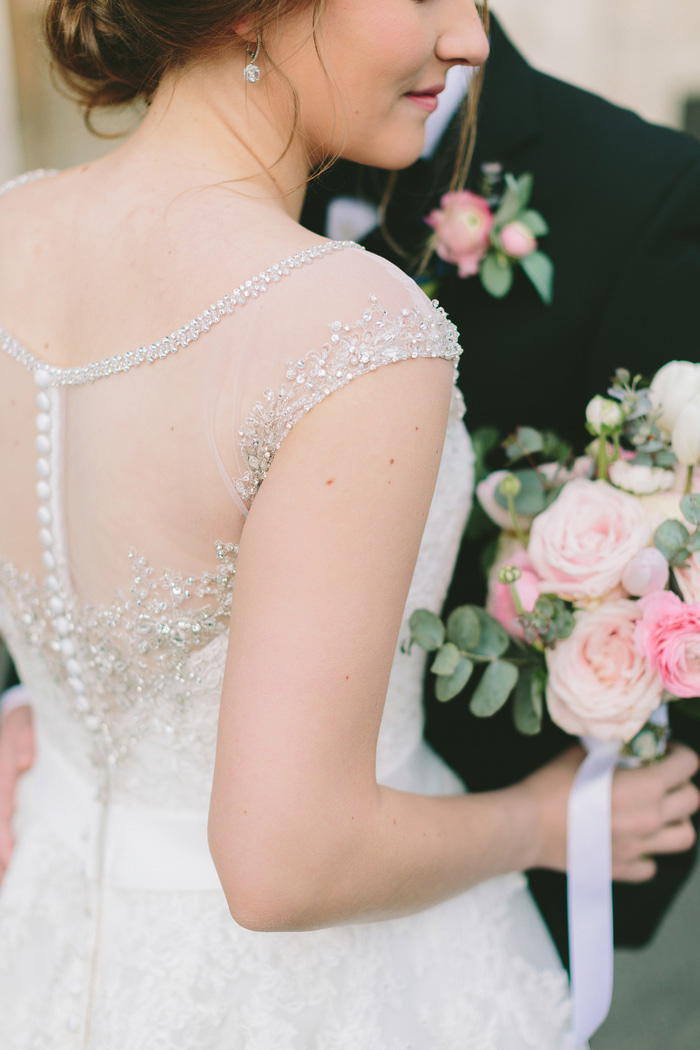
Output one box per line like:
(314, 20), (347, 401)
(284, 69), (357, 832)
(566, 703), (671, 1049)
(566, 739), (619, 1050)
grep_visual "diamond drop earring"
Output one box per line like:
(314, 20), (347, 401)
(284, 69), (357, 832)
(243, 36), (262, 84)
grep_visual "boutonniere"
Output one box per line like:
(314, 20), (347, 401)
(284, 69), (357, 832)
(423, 168), (554, 304)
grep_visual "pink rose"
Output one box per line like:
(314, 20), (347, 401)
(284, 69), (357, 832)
(546, 600), (664, 742)
(425, 191), (494, 278)
(635, 591), (700, 699)
(500, 221), (537, 259)
(676, 552), (700, 604)
(486, 549), (541, 638)
(621, 547), (670, 597)
(528, 478), (652, 601)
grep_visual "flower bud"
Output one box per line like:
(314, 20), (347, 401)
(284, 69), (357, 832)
(500, 221), (537, 259)
(650, 361), (700, 434)
(499, 473), (522, 498)
(585, 395), (624, 434)
(621, 547), (669, 597)
(497, 565), (522, 585)
(671, 399), (700, 466)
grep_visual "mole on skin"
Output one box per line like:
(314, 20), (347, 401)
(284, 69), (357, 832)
(325, 478), (335, 486)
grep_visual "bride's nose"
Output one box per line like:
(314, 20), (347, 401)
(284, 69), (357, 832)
(436, 2), (490, 69)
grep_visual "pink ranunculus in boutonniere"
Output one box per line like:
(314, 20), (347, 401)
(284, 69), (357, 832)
(424, 168), (554, 305)
(425, 191), (495, 278)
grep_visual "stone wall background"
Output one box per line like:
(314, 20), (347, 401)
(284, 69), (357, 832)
(492, 0), (700, 131)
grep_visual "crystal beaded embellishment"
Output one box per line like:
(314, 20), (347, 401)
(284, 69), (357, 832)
(0, 239), (363, 387)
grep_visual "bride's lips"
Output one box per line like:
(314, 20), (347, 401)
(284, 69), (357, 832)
(403, 85), (444, 113)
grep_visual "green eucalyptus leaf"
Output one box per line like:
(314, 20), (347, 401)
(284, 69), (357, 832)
(435, 657), (474, 702)
(408, 609), (445, 652)
(520, 250), (554, 305)
(470, 660), (519, 717)
(515, 173), (534, 209)
(520, 209), (549, 236)
(654, 519), (691, 561)
(534, 596), (554, 619)
(493, 181), (523, 227)
(481, 254), (514, 299)
(506, 426), (545, 459)
(431, 642), (462, 676)
(493, 469), (548, 515)
(680, 494), (700, 526)
(513, 668), (545, 735)
(446, 606), (481, 653)
(471, 608), (511, 659)
(686, 531), (700, 553)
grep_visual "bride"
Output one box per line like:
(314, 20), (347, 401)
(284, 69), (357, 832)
(0, 0), (600, 1045)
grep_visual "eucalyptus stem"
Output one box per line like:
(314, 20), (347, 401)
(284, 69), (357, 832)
(596, 435), (610, 480)
(508, 581), (525, 617)
(506, 494), (529, 547)
(685, 465), (694, 496)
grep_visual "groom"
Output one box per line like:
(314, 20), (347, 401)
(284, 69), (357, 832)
(302, 15), (700, 964)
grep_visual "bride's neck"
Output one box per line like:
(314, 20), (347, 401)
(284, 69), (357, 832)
(112, 60), (312, 223)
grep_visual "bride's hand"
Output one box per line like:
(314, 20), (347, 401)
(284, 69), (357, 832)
(0, 702), (35, 884)
(522, 743), (700, 881)
(609, 743), (700, 882)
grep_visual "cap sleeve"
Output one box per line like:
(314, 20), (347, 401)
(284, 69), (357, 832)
(235, 291), (461, 505)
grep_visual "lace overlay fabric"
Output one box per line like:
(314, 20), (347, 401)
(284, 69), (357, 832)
(0, 172), (571, 1048)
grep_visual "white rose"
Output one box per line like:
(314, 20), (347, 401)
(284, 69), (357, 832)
(650, 361), (700, 434)
(608, 460), (675, 495)
(671, 397), (700, 466)
(585, 395), (624, 434)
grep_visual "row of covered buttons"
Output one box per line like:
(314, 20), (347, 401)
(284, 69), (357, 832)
(34, 369), (87, 706)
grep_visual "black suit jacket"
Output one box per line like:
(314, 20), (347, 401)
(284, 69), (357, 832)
(302, 18), (700, 966)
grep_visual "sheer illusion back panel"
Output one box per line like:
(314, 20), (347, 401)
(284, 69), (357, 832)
(0, 237), (461, 799)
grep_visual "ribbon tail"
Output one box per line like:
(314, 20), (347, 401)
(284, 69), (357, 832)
(567, 741), (619, 1049)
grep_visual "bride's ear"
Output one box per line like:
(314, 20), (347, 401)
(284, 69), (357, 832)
(232, 17), (259, 48)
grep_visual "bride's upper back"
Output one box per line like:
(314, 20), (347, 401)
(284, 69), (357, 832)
(0, 165), (441, 610)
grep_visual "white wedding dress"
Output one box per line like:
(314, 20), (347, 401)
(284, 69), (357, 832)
(0, 171), (571, 1049)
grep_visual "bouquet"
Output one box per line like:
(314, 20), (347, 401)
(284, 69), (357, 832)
(408, 361), (700, 753)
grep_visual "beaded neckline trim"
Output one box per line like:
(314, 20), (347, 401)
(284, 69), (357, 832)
(0, 170), (363, 388)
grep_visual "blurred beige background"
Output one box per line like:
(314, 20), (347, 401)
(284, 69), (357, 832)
(0, 1), (699, 1047)
(1, 0), (700, 180)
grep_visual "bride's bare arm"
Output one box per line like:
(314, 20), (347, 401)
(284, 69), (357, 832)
(209, 355), (542, 931)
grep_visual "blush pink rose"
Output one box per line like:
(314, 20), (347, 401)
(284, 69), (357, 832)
(635, 591), (700, 699)
(425, 191), (494, 278)
(528, 478), (652, 601)
(546, 600), (664, 742)
(500, 221), (537, 259)
(486, 549), (541, 638)
(676, 552), (700, 604)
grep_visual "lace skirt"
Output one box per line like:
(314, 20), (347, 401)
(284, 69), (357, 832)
(0, 731), (571, 1050)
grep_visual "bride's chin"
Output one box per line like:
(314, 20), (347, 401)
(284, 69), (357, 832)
(339, 136), (425, 173)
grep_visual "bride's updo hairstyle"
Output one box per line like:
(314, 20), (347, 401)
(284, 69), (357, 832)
(44, 0), (323, 112)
